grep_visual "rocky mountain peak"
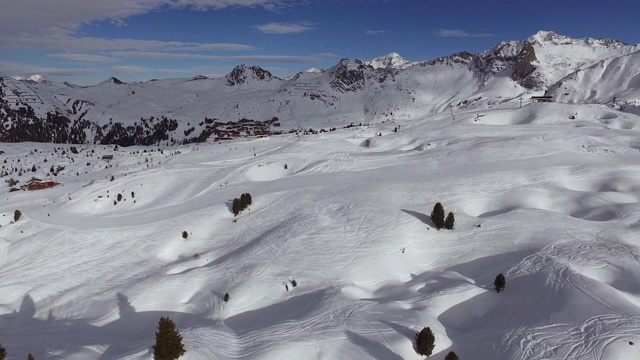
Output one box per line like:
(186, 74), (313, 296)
(528, 30), (629, 49)
(424, 51), (477, 67)
(367, 52), (414, 70)
(99, 77), (124, 85)
(329, 59), (371, 92)
(527, 30), (571, 45)
(510, 41), (538, 87)
(226, 65), (274, 86)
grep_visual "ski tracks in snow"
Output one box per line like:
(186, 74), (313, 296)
(501, 314), (640, 360)
(499, 234), (640, 359)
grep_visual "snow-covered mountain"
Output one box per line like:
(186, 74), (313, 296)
(11, 74), (45, 83)
(366, 52), (416, 69)
(524, 30), (640, 90)
(546, 49), (640, 114)
(1, 30), (638, 146)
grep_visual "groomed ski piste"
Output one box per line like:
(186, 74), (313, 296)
(2, 101), (640, 359)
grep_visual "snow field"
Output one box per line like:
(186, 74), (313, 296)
(1, 103), (640, 359)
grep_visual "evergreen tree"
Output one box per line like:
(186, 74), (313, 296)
(27, 354), (35, 360)
(415, 327), (435, 356)
(444, 351), (459, 360)
(240, 193), (252, 206)
(232, 198), (242, 216)
(0, 345), (5, 360)
(223, 293), (230, 302)
(14, 209), (22, 222)
(494, 273), (506, 293)
(431, 202), (445, 229)
(444, 212), (455, 230)
(153, 317), (186, 360)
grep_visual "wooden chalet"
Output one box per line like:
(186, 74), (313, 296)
(20, 178), (59, 191)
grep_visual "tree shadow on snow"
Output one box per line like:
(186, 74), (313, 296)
(224, 199), (235, 215)
(400, 209), (433, 227)
(436, 270), (552, 359)
(444, 249), (534, 290)
(0, 292), (217, 360)
(225, 289), (327, 335)
(344, 330), (404, 360)
(379, 320), (417, 343)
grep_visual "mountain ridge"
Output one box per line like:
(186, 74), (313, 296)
(1, 30), (638, 146)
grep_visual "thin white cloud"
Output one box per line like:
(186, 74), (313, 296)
(112, 51), (334, 63)
(110, 65), (227, 78)
(110, 65), (153, 74)
(365, 30), (386, 36)
(0, 0), (286, 40)
(0, 60), (103, 77)
(0, 0), (284, 57)
(255, 22), (315, 34)
(314, 52), (341, 58)
(47, 53), (119, 62)
(111, 65), (193, 74)
(1, 34), (255, 52)
(436, 29), (495, 38)
(177, 0), (285, 11)
(189, 65), (236, 75)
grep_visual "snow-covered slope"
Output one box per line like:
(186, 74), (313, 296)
(547, 50), (640, 115)
(2, 102), (640, 359)
(525, 31), (640, 90)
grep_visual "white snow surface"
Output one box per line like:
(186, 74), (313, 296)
(2, 101), (640, 359)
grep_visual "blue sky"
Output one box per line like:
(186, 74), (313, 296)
(1, 0), (639, 85)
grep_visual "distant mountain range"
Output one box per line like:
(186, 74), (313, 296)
(1, 30), (639, 146)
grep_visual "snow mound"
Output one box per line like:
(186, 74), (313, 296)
(244, 161), (292, 181)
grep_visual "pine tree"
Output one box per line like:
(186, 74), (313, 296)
(232, 198), (242, 216)
(14, 209), (22, 222)
(153, 317), (186, 360)
(27, 354), (35, 360)
(444, 351), (459, 360)
(431, 202), (445, 229)
(223, 293), (230, 302)
(415, 327), (435, 356)
(494, 273), (506, 293)
(444, 212), (455, 230)
(0, 345), (6, 360)
(240, 193), (252, 206)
